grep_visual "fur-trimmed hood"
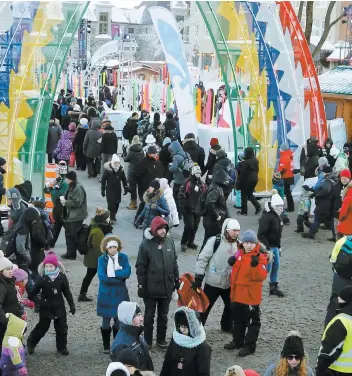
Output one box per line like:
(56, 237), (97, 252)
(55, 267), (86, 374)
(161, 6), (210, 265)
(342, 181), (352, 200)
(143, 189), (164, 204)
(103, 162), (123, 172)
(183, 138), (196, 145)
(38, 261), (66, 276)
(100, 234), (122, 253)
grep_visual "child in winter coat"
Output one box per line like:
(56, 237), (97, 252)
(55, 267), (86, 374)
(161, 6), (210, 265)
(160, 307), (211, 376)
(53, 130), (73, 165)
(158, 178), (179, 228)
(98, 235), (131, 354)
(136, 180), (170, 231)
(27, 252), (75, 356)
(0, 313), (27, 376)
(12, 267), (34, 316)
(272, 173), (290, 225)
(294, 185), (313, 233)
(101, 154), (128, 223)
(225, 230), (269, 357)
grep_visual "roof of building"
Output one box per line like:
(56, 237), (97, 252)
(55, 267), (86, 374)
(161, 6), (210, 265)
(111, 5), (146, 24)
(327, 41), (351, 62)
(319, 66), (352, 96)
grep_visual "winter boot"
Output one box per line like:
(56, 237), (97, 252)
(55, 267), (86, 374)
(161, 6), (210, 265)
(283, 216), (290, 225)
(156, 340), (168, 350)
(58, 347), (69, 356)
(127, 200), (137, 210)
(78, 292), (93, 302)
(224, 340), (243, 350)
(269, 282), (285, 297)
(187, 243), (198, 250)
(101, 327), (112, 354)
(238, 346), (255, 357)
(180, 243), (187, 252)
(112, 327), (119, 339)
(301, 232), (315, 239)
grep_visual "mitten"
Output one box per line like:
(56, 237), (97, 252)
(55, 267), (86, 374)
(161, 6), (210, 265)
(101, 191), (106, 198)
(228, 256), (236, 266)
(250, 256), (259, 267)
(70, 306), (76, 315)
(191, 274), (204, 290)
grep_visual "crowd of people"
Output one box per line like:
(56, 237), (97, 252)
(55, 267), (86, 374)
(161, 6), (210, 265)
(0, 90), (350, 376)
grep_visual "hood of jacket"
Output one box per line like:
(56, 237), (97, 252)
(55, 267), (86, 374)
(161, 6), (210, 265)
(183, 138), (196, 145)
(5, 188), (22, 209)
(16, 207), (40, 228)
(104, 162), (122, 172)
(342, 181), (352, 200)
(144, 216), (169, 239)
(4, 313), (26, 339)
(221, 218), (240, 243)
(90, 119), (101, 130)
(61, 130), (71, 140)
(244, 146), (255, 159)
(100, 234), (122, 253)
(164, 118), (177, 129)
(143, 189), (163, 204)
(106, 362), (129, 376)
(169, 141), (184, 157)
(129, 144), (143, 153)
(38, 261), (66, 276)
(301, 189), (314, 200)
(325, 138), (333, 148)
(172, 306), (206, 348)
(158, 178), (169, 191)
(117, 301), (140, 326)
(14, 180), (32, 203)
(213, 169), (231, 187)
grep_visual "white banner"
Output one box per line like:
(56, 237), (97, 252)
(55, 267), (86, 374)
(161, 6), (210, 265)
(149, 6), (198, 139)
(328, 118), (347, 151)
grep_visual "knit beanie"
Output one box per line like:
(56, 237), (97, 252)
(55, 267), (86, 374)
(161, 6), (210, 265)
(281, 331), (305, 358)
(340, 169), (351, 179)
(111, 154), (120, 164)
(147, 145), (158, 155)
(339, 286), (352, 304)
(226, 219), (240, 231)
(12, 267), (28, 282)
(271, 189), (284, 206)
(280, 143), (289, 151)
(163, 137), (171, 146)
(106, 363), (129, 376)
(57, 161), (68, 176)
(244, 370), (260, 376)
(131, 135), (141, 145)
(149, 179), (160, 191)
(242, 230), (258, 243)
(68, 122), (76, 132)
(184, 133), (195, 140)
(94, 207), (110, 223)
(318, 156), (328, 167)
(210, 137), (219, 147)
(0, 251), (13, 272)
(145, 134), (156, 144)
(43, 252), (59, 267)
(80, 118), (88, 126)
(66, 170), (77, 181)
(116, 348), (139, 369)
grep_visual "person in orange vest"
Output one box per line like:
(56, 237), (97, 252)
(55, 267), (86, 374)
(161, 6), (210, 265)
(278, 143), (294, 212)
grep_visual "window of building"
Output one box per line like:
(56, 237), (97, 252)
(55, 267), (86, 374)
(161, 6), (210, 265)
(99, 12), (109, 34)
(128, 27), (134, 34)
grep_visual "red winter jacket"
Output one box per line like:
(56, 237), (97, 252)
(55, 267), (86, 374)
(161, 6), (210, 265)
(279, 150), (294, 179)
(338, 182), (352, 235)
(230, 244), (268, 306)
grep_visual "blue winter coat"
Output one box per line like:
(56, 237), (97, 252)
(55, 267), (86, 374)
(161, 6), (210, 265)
(137, 190), (170, 229)
(97, 253), (131, 318)
(169, 141), (187, 184)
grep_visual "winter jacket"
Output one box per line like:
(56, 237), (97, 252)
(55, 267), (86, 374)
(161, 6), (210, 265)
(64, 181), (88, 222)
(132, 156), (164, 196)
(264, 363), (314, 376)
(212, 151), (234, 196)
(300, 141), (322, 179)
(136, 217), (179, 299)
(124, 143), (144, 182)
(97, 244), (131, 318)
(278, 149), (294, 180)
(204, 170), (229, 222)
(338, 182), (352, 235)
(143, 143), (161, 156)
(330, 181), (346, 219)
(334, 152), (349, 173)
(158, 143), (172, 179)
(196, 218), (239, 289)
(236, 149), (259, 189)
(179, 176), (206, 213)
(169, 141), (188, 185)
(84, 221), (112, 269)
(46, 122), (62, 154)
(123, 118), (138, 143)
(159, 179), (179, 227)
(160, 307), (211, 376)
(6, 188), (26, 229)
(164, 119), (178, 140)
(324, 138), (339, 168)
(298, 190), (313, 216)
(101, 163), (128, 208)
(258, 202), (283, 249)
(230, 243), (269, 305)
(29, 262), (74, 319)
(53, 131), (73, 161)
(101, 129), (118, 155)
(182, 138), (205, 172)
(111, 302), (154, 371)
(73, 127), (88, 154)
(45, 177), (68, 221)
(83, 120), (102, 158)
(0, 313), (27, 376)
(314, 175), (336, 220)
(0, 275), (23, 326)
(137, 190), (170, 229)
(204, 149), (218, 184)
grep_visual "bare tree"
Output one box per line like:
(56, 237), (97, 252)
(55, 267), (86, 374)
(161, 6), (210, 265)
(298, 1), (305, 22)
(304, 1), (314, 45)
(312, 1), (346, 59)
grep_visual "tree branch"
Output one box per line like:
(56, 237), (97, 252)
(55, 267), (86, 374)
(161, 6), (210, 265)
(298, 1), (305, 23)
(304, 1), (314, 45)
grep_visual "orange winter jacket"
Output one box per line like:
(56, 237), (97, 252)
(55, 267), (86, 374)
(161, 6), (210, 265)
(279, 150), (294, 179)
(230, 244), (268, 306)
(338, 182), (352, 235)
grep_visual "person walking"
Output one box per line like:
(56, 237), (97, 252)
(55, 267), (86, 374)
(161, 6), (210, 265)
(163, 111), (178, 141)
(0, 157), (6, 235)
(143, 134), (160, 156)
(83, 119), (102, 178)
(101, 154), (128, 224)
(236, 147), (261, 216)
(195, 218), (240, 332)
(136, 216), (179, 349)
(158, 178), (179, 228)
(264, 331), (314, 376)
(124, 135), (144, 210)
(61, 171), (88, 260)
(204, 138), (221, 185)
(46, 118), (62, 163)
(160, 307), (211, 376)
(123, 112), (139, 144)
(178, 165), (206, 251)
(300, 137), (323, 179)
(324, 138), (339, 168)
(78, 207), (112, 302)
(224, 230), (269, 356)
(182, 133), (205, 173)
(53, 130), (73, 166)
(278, 143), (294, 212)
(213, 150), (236, 201)
(158, 138), (172, 182)
(257, 191), (284, 297)
(73, 118), (89, 171)
(101, 123), (118, 172)
(98, 234), (131, 354)
(337, 180), (352, 237)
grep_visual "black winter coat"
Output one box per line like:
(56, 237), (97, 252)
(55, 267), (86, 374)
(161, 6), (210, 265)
(0, 276), (23, 326)
(160, 339), (211, 376)
(136, 231), (179, 299)
(123, 118), (138, 143)
(204, 150), (217, 185)
(258, 203), (283, 249)
(314, 177), (335, 220)
(101, 131), (118, 155)
(164, 119), (178, 140)
(236, 156), (259, 189)
(101, 164), (128, 208)
(73, 128), (88, 155)
(204, 170), (228, 222)
(132, 156), (164, 195)
(29, 265), (75, 319)
(213, 153), (233, 197)
(159, 143), (173, 181)
(330, 181), (345, 219)
(182, 140), (205, 172)
(179, 176), (206, 213)
(300, 142), (323, 179)
(124, 144), (144, 182)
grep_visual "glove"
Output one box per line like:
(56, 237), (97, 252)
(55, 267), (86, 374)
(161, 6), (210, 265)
(191, 275), (204, 290)
(138, 286), (145, 298)
(228, 256), (236, 266)
(150, 203), (157, 210)
(45, 181), (52, 188)
(101, 191), (106, 198)
(18, 367), (28, 376)
(250, 256), (259, 267)
(60, 197), (66, 206)
(70, 306), (76, 315)
(174, 279), (180, 290)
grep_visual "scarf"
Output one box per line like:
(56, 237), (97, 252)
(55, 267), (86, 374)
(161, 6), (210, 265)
(273, 206), (283, 217)
(45, 268), (60, 281)
(107, 253), (122, 277)
(172, 326), (206, 348)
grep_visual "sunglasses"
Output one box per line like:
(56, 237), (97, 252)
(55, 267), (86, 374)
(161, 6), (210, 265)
(287, 355), (302, 361)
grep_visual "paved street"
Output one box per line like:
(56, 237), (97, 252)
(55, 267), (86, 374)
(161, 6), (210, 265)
(27, 166), (333, 375)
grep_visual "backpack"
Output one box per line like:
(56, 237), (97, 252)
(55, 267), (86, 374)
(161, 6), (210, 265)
(76, 224), (90, 255)
(60, 104), (68, 117)
(333, 236), (352, 279)
(226, 162), (237, 185)
(213, 234), (221, 253)
(2, 227), (29, 263)
(178, 152), (194, 178)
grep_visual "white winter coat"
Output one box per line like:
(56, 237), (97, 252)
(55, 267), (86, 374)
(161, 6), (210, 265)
(196, 218), (238, 289)
(158, 178), (179, 227)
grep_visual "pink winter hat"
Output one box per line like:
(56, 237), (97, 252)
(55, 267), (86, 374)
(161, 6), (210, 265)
(43, 252), (59, 267)
(12, 268), (28, 282)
